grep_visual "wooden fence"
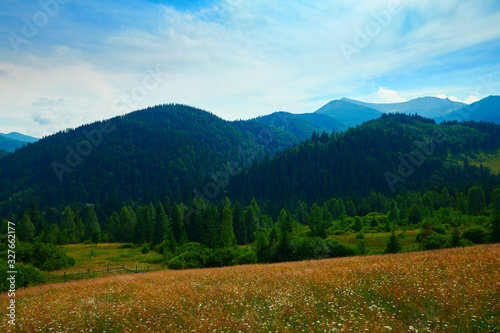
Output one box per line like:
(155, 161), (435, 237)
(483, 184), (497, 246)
(49, 264), (167, 280)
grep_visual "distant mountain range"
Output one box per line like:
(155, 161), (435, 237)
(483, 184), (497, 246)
(0, 132), (39, 153)
(434, 96), (500, 124)
(0, 95), (498, 217)
(313, 95), (499, 127)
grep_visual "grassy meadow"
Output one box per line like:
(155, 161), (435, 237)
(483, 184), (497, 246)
(45, 243), (165, 281)
(1, 244), (499, 332)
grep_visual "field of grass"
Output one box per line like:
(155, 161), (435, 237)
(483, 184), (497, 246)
(447, 149), (500, 175)
(331, 229), (420, 252)
(2, 244), (499, 332)
(46, 243), (164, 278)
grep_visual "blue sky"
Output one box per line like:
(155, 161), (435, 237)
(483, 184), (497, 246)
(1, 0), (500, 137)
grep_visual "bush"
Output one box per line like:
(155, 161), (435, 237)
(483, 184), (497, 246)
(461, 226), (488, 244)
(355, 233), (365, 239)
(167, 243), (258, 270)
(236, 249), (258, 265)
(16, 242), (75, 271)
(421, 233), (450, 250)
(0, 260), (47, 291)
(118, 243), (134, 249)
(431, 225), (447, 235)
(333, 230), (344, 235)
(326, 239), (358, 257)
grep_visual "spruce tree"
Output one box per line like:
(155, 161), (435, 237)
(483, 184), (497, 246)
(220, 205), (236, 247)
(18, 213), (35, 242)
(408, 204), (422, 224)
(384, 231), (401, 254)
(152, 202), (167, 246)
(451, 228), (461, 247)
(490, 213), (500, 244)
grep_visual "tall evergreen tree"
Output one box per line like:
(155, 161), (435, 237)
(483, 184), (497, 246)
(84, 206), (100, 240)
(467, 186), (486, 215)
(384, 231), (401, 254)
(233, 201), (246, 245)
(451, 227), (461, 247)
(171, 204), (185, 244)
(146, 202), (156, 243)
(119, 206), (136, 242)
(490, 213), (500, 244)
(408, 204), (422, 224)
(107, 212), (120, 241)
(388, 200), (400, 222)
(18, 213), (35, 242)
(220, 205), (236, 247)
(152, 202), (167, 246)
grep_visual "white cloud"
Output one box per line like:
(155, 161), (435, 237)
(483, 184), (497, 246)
(1, 0), (500, 135)
(376, 87), (406, 103)
(434, 93), (479, 104)
(32, 98), (65, 107)
(464, 95), (479, 104)
(33, 111), (57, 126)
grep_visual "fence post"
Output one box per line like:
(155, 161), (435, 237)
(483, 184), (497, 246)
(88, 268), (90, 274)
(64, 271), (66, 281)
(108, 266), (109, 273)
(135, 265), (137, 273)
(147, 265), (149, 272)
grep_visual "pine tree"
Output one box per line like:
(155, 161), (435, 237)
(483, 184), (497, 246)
(107, 212), (120, 241)
(467, 186), (486, 215)
(388, 200), (400, 222)
(119, 206), (136, 242)
(18, 213), (35, 242)
(345, 200), (357, 217)
(27, 197), (42, 236)
(384, 231), (401, 254)
(233, 201), (246, 245)
(91, 229), (101, 246)
(146, 202), (156, 243)
(61, 206), (76, 237)
(490, 213), (500, 244)
(84, 205), (100, 240)
(171, 204), (186, 244)
(220, 205), (236, 247)
(354, 217), (363, 232)
(451, 228), (461, 247)
(408, 204), (422, 224)
(152, 202), (167, 246)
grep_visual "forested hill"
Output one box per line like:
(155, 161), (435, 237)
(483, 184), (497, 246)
(0, 104), (314, 216)
(228, 113), (500, 216)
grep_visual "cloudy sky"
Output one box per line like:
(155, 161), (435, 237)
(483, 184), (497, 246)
(1, 0), (500, 137)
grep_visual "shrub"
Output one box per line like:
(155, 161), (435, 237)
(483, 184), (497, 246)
(421, 233), (450, 250)
(236, 250), (258, 265)
(16, 242), (75, 271)
(461, 226), (488, 244)
(431, 225), (447, 235)
(118, 243), (134, 249)
(0, 260), (47, 291)
(326, 239), (358, 257)
(355, 233), (365, 239)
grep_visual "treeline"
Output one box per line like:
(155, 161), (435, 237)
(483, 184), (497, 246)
(0, 104), (306, 216)
(229, 114), (500, 216)
(4, 183), (499, 268)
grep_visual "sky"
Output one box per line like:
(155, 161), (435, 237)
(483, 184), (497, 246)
(1, 0), (500, 137)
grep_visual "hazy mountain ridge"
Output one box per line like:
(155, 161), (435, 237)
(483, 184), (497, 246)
(437, 96), (500, 123)
(343, 97), (466, 118)
(0, 132), (39, 143)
